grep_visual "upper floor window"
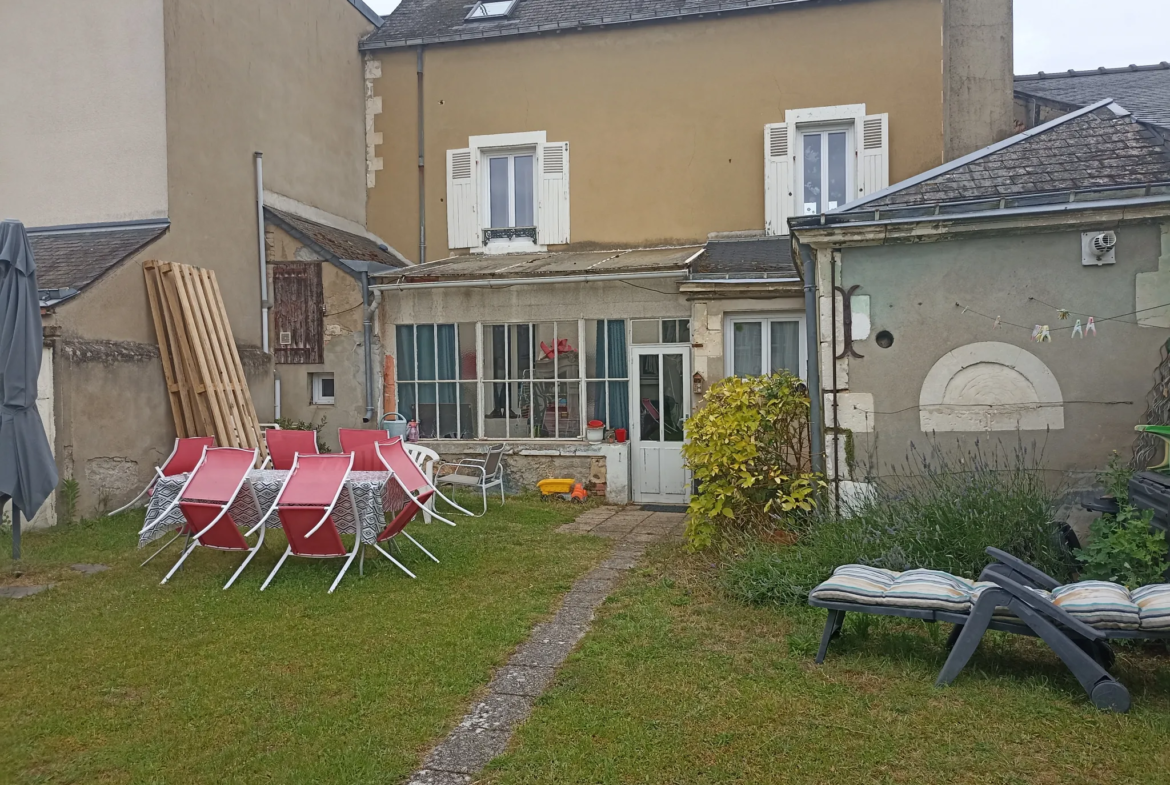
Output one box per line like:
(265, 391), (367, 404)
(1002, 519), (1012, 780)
(447, 132), (570, 253)
(466, 0), (518, 20)
(764, 105), (888, 236)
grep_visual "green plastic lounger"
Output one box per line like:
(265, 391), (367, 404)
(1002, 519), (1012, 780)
(808, 548), (1170, 712)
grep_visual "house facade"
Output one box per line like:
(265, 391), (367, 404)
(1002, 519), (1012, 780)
(361, 0), (1015, 503)
(791, 100), (1170, 506)
(1, 0), (388, 520)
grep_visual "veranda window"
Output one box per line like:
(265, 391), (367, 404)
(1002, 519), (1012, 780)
(395, 324), (478, 439)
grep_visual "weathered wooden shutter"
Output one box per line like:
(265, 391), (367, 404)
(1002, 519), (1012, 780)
(447, 148), (479, 249)
(856, 113), (889, 200)
(764, 123), (795, 236)
(272, 263), (323, 364)
(537, 141), (570, 245)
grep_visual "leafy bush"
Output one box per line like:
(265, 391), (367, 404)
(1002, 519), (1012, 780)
(1075, 456), (1168, 588)
(682, 373), (822, 549)
(58, 478), (80, 525)
(722, 439), (1073, 608)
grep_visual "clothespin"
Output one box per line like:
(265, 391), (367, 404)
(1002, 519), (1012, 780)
(1040, 325), (1052, 342)
(1032, 325), (1042, 342)
(961, 306), (970, 315)
(993, 316), (1001, 329)
(1057, 308), (1070, 320)
(1086, 316), (1097, 336)
(1072, 319), (1084, 338)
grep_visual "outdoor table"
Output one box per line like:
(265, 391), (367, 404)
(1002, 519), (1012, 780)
(137, 469), (407, 548)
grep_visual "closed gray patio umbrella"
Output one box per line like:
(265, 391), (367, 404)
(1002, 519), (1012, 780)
(0, 219), (58, 559)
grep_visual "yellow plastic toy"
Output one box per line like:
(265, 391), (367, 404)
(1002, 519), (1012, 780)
(538, 478), (576, 496)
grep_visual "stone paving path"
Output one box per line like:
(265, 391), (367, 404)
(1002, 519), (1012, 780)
(406, 505), (685, 785)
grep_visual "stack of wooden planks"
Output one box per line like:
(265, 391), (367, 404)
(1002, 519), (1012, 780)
(143, 261), (265, 457)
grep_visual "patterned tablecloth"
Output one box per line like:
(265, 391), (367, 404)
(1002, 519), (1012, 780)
(138, 470), (407, 548)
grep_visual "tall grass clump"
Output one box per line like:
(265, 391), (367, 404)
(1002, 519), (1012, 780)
(722, 438), (1074, 608)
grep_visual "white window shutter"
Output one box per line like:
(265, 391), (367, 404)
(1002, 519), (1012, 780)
(537, 142), (570, 245)
(764, 123), (794, 236)
(856, 113), (889, 200)
(446, 148), (479, 249)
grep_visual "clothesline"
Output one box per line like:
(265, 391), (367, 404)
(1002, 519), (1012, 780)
(954, 298), (1170, 335)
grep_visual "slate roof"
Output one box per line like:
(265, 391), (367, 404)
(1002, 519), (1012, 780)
(690, 235), (798, 280)
(28, 220), (168, 295)
(264, 207), (407, 270)
(1016, 63), (1170, 132)
(361, 0), (824, 49)
(846, 101), (1170, 212)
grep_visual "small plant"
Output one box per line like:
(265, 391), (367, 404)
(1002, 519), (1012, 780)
(1099, 451), (1133, 505)
(682, 372), (822, 549)
(275, 415), (332, 453)
(59, 478), (80, 525)
(1077, 505), (1167, 589)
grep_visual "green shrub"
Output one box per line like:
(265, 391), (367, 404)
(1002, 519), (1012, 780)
(682, 373), (822, 549)
(722, 439), (1073, 608)
(1075, 456), (1167, 588)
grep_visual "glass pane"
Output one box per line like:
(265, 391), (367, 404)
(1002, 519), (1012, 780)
(638, 354), (660, 442)
(510, 381), (533, 438)
(458, 323), (477, 380)
(483, 382), (509, 438)
(679, 319), (691, 343)
(487, 325), (507, 380)
(417, 382), (438, 439)
(557, 382), (581, 438)
(459, 382), (479, 439)
(803, 133), (822, 215)
(396, 325), (415, 381)
(608, 380), (629, 430)
(489, 157), (510, 228)
(320, 376), (335, 400)
(514, 155), (534, 226)
(631, 319), (658, 344)
(514, 324), (533, 380)
(770, 321), (802, 376)
(437, 382), (458, 438)
(532, 322), (557, 379)
(531, 382), (558, 437)
(399, 383), (417, 423)
(585, 320), (604, 378)
(662, 319), (677, 343)
(661, 353), (685, 442)
(587, 381), (607, 427)
(827, 131), (848, 210)
(607, 321), (628, 380)
(733, 322), (763, 376)
(437, 324), (457, 380)
(557, 321), (579, 379)
(416, 324), (436, 380)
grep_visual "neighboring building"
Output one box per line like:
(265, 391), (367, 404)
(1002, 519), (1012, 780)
(791, 100), (1170, 499)
(361, 0), (1015, 504)
(1015, 62), (1170, 132)
(0, 0), (388, 520)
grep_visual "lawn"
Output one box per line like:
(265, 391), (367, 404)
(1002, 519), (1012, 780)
(0, 497), (608, 784)
(483, 543), (1170, 785)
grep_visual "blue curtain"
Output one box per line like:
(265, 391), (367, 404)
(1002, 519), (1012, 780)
(436, 324), (458, 404)
(592, 320), (608, 421)
(606, 320), (629, 430)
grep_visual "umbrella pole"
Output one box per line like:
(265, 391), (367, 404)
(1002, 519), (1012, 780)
(1, 495), (17, 560)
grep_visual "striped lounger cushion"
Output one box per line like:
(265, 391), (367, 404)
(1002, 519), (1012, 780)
(810, 566), (980, 612)
(1050, 582), (1141, 630)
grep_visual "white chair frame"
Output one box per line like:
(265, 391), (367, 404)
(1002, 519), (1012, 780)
(436, 444), (506, 516)
(405, 443), (441, 523)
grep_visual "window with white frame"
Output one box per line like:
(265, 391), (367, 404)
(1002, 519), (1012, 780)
(311, 372), (335, 405)
(764, 106), (888, 236)
(446, 133), (570, 252)
(725, 314), (806, 379)
(394, 320), (630, 439)
(465, 0), (518, 20)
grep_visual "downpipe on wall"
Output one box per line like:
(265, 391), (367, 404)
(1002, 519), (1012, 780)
(361, 272), (381, 423)
(798, 242), (825, 477)
(255, 152), (279, 421)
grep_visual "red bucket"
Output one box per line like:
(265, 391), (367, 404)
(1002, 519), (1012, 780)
(614, 428), (627, 443)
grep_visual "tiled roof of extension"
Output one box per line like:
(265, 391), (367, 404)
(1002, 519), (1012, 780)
(690, 235), (798, 279)
(264, 207), (408, 270)
(29, 220), (169, 304)
(361, 0), (828, 49)
(377, 246), (700, 283)
(1016, 63), (1170, 132)
(841, 101), (1170, 213)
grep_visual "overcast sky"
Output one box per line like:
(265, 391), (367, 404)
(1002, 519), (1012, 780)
(362, 0), (1170, 74)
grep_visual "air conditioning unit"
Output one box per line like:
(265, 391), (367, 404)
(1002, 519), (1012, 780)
(278, 331), (292, 346)
(1082, 230), (1117, 266)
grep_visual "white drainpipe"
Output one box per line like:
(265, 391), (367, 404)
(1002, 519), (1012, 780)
(254, 152), (270, 354)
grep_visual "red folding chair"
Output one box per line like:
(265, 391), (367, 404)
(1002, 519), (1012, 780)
(133, 437), (218, 567)
(338, 428), (391, 471)
(375, 438), (471, 527)
(264, 429), (319, 471)
(261, 453), (371, 592)
(160, 447), (264, 588)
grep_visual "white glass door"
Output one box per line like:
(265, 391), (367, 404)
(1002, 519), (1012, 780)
(630, 346), (691, 504)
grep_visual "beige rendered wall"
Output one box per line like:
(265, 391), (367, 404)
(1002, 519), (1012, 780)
(367, 0), (950, 262)
(943, 0), (1015, 161)
(0, 0), (169, 227)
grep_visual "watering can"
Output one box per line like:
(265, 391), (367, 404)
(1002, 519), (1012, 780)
(380, 411), (409, 439)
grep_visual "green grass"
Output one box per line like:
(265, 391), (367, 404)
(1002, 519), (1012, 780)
(0, 497), (608, 784)
(483, 545), (1170, 785)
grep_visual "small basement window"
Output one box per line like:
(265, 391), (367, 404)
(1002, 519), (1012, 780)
(311, 373), (335, 405)
(466, 0), (518, 20)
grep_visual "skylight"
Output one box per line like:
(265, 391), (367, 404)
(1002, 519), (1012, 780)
(465, 0), (518, 21)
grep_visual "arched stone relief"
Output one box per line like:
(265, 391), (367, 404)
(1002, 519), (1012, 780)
(919, 342), (1064, 432)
